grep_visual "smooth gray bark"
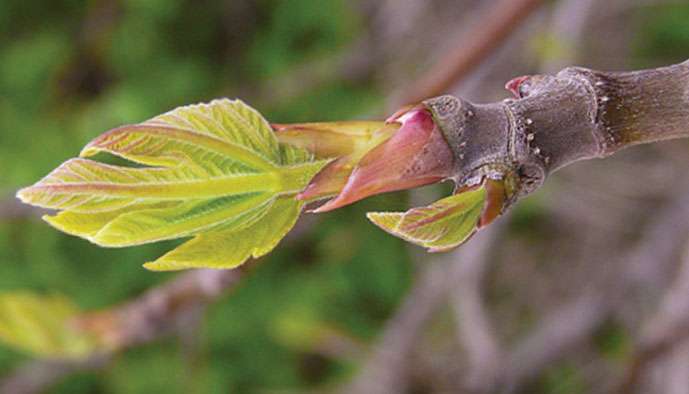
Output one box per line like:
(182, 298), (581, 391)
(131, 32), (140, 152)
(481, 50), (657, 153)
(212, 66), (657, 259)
(424, 60), (689, 205)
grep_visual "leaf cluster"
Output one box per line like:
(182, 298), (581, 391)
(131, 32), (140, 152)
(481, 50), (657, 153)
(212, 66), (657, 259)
(18, 100), (328, 270)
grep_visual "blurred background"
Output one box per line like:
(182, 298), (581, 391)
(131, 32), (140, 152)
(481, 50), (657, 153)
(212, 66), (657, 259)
(2, 0), (689, 393)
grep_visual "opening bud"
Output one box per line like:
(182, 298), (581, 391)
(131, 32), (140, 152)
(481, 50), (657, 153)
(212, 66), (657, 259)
(314, 105), (455, 212)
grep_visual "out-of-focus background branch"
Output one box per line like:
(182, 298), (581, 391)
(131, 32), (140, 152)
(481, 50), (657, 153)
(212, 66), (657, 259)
(2, 0), (689, 393)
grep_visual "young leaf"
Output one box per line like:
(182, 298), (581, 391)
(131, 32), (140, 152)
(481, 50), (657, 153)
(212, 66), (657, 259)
(367, 186), (487, 252)
(17, 99), (329, 269)
(144, 197), (303, 271)
(274, 121), (398, 201)
(0, 292), (96, 359)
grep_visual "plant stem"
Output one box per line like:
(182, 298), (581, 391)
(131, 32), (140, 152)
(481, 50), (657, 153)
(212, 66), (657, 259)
(424, 60), (689, 202)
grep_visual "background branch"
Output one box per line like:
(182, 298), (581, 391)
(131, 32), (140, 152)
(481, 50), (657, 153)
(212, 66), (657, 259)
(3, 2), (689, 393)
(450, 226), (503, 393)
(501, 180), (689, 393)
(397, 0), (543, 106)
(0, 269), (243, 394)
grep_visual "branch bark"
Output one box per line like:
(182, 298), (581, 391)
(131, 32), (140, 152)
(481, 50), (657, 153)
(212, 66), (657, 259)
(425, 60), (689, 209)
(0, 269), (243, 394)
(78, 269), (242, 349)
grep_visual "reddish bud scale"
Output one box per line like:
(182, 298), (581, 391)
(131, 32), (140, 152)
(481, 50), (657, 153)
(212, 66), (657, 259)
(314, 106), (455, 212)
(478, 178), (506, 228)
(505, 75), (531, 98)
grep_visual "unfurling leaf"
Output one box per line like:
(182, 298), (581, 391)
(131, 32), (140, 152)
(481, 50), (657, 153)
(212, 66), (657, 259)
(0, 292), (96, 358)
(367, 186), (487, 252)
(18, 97), (505, 269)
(274, 121), (398, 201)
(313, 105), (455, 212)
(144, 197), (303, 271)
(17, 99), (329, 270)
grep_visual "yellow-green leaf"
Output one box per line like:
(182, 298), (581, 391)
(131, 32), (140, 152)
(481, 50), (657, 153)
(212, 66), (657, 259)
(0, 292), (96, 359)
(17, 99), (329, 269)
(275, 121), (393, 159)
(367, 186), (487, 252)
(144, 197), (303, 271)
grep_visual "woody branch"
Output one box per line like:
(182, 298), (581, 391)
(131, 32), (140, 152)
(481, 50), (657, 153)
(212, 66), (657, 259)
(425, 60), (689, 208)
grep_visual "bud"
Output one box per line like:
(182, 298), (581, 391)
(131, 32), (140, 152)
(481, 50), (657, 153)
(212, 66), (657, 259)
(274, 121), (398, 201)
(314, 105), (455, 212)
(505, 75), (530, 98)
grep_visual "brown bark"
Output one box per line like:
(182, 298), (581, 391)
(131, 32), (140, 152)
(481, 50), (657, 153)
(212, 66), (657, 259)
(399, 0), (543, 106)
(77, 269), (242, 350)
(424, 60), (689, 206)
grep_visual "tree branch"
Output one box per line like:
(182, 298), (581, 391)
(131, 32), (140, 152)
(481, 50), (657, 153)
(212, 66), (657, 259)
(0, 269), (243, 394)
(78, 269), (242, 349)
(342, 257), (452, 394)
(450, 225), (503, 393)
(399, 0), (543, 106)
(425, 60), (689, 209)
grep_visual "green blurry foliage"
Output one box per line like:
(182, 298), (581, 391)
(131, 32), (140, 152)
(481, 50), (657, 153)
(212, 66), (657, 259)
(246, 0), (359, 79)
(635, 4), (689, 65)
(593, 319), (632, 362)
(534, 363), (587, 394)
(0, 1), (402, 392)
(0, 292), (96, 359)
(1, 0), (684, 392)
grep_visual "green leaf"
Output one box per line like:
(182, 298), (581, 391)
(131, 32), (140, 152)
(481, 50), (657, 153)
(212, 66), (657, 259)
(144, 197), (303, 271)
(17, 99), (329, 269)
(367, 186), (487, 252)
(0, 292), (96, 359)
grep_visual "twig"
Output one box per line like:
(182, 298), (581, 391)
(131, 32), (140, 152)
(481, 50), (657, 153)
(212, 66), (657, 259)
(0, 355), (109, 394)
(661, 341), (689, 394)
(0, 269), (242, 394)
(398, 0), (543, 106)
(78, 269), (242, 349)
(450, 226), (503, 393)
(499, 291), (608, 393)
(342, 258), (453, 394)
(0, 196), (45, 220)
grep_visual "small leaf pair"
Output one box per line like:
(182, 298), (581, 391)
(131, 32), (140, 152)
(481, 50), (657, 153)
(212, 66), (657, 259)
(280, 105), (507, 252)
(368, 179), (506, 252)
